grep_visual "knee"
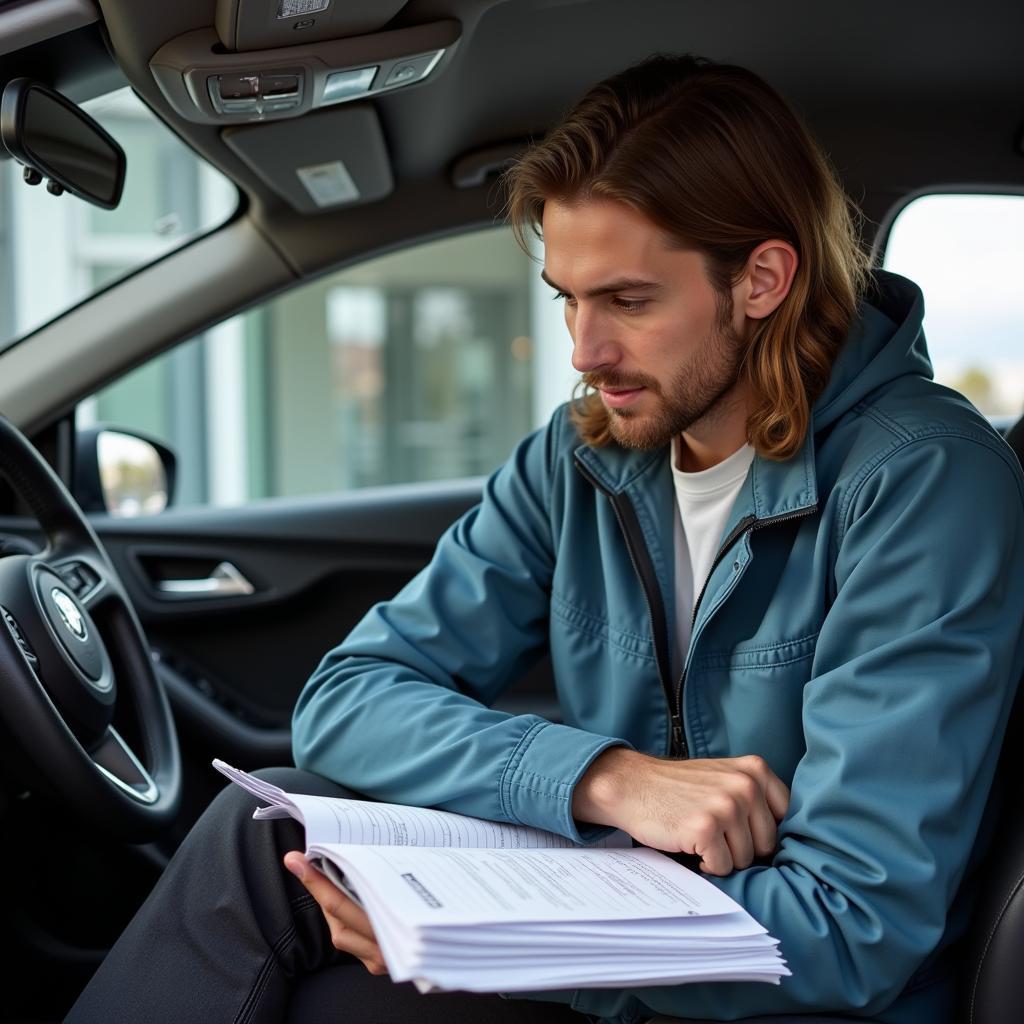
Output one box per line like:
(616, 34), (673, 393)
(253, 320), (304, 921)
(207, 765), (297, 809)
(204, 766), (350, 824)
(251, 766), (363, 801)
(179, 766), (308, 865)
(195, 765), (357, 849)
(250, 766), (319, 792)
(201, 769), (275, 833)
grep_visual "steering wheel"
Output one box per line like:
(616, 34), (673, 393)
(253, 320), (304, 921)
(0, 415), (181, 840)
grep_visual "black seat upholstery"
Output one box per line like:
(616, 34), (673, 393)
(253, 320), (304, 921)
(957, 713), (1024, 1024)
(951, 415), (1024, 1023)
(1005, 416), (1024, 464)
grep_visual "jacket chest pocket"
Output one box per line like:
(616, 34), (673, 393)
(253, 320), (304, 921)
(685, 633), (819, 785)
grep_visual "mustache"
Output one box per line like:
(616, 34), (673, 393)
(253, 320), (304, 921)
(582, 372), (661, 393)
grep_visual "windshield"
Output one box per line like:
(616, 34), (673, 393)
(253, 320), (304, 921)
(0, 85), (238, 350)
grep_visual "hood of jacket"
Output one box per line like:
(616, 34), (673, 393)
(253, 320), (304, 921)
(812, 269), (932, 432)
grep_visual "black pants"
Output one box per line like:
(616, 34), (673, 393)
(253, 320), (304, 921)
(65, 768), (590, 1024)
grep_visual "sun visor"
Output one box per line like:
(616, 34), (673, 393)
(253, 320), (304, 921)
(222, 102), (392, 213)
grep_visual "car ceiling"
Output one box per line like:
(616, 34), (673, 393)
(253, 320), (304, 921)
(5, 0), (1024, 278)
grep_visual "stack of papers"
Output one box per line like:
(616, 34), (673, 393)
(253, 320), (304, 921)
(215, 760), (789, 993)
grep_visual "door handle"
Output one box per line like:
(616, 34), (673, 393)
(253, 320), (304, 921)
(156, 561), (255, 598)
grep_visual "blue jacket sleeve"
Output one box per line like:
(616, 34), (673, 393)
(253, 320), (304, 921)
(291, 410), (626, 844)
(620, 434), (1024, 1021)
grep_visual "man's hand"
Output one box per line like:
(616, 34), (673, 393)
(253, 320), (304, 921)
(573, 749), (790, 876)
(284, 852), (388, 976)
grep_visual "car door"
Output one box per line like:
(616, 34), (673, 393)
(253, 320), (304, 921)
(67, 223), (570, 840)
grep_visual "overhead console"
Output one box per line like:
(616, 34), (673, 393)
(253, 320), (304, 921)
(149, 18), (460, 125)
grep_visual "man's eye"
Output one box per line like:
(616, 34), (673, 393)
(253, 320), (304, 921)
(552, 291), (577, 307)
(613, 298), (647, 314)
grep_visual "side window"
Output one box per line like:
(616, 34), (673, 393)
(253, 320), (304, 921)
(882, 194), (1024, 424)
(79, 227), (577, 509)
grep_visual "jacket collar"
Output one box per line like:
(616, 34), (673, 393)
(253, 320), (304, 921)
(574, 423), (818, 524)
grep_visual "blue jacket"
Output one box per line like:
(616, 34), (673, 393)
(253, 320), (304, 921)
(293, 270), (1024, 1023)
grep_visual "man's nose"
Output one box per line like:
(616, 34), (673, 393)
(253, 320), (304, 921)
(570, 306), (619, 374)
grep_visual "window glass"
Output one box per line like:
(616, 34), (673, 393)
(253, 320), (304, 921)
(882, 194), (1024, 421)
(80, 227), (578, 509)
(0, 86), (237, 350)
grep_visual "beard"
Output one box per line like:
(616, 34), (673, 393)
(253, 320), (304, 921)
(582, 299), (747, 451)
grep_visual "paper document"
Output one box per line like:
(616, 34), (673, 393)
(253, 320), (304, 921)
(214, 759), (789, 993)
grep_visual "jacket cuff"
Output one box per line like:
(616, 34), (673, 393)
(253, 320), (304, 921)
(499, 720), (630, 844)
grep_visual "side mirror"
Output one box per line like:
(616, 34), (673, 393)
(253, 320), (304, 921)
(75, 427), (177, 518)
(0, 78), (125, 209)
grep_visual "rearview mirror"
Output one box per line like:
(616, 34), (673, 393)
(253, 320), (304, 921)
(0, 78), (125, 209)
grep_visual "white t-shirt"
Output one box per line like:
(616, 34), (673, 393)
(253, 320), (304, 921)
(672, 439), (755, 668)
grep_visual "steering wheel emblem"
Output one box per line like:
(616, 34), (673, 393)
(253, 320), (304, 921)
(51, 587), (88, 642)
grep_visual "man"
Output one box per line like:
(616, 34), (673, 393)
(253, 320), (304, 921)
(67, 55), (1024, 1024)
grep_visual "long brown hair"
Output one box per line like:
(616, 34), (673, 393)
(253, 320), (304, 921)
(505, 55), (872, 458)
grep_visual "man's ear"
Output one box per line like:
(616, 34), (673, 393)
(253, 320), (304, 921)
(738, 240), (799, 320)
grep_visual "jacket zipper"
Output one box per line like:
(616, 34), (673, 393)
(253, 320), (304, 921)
(575, 455), (817, 759)
(573, 458), (677, 747)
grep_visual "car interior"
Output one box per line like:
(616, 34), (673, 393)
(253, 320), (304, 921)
(0, 0), (1023, 1021)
